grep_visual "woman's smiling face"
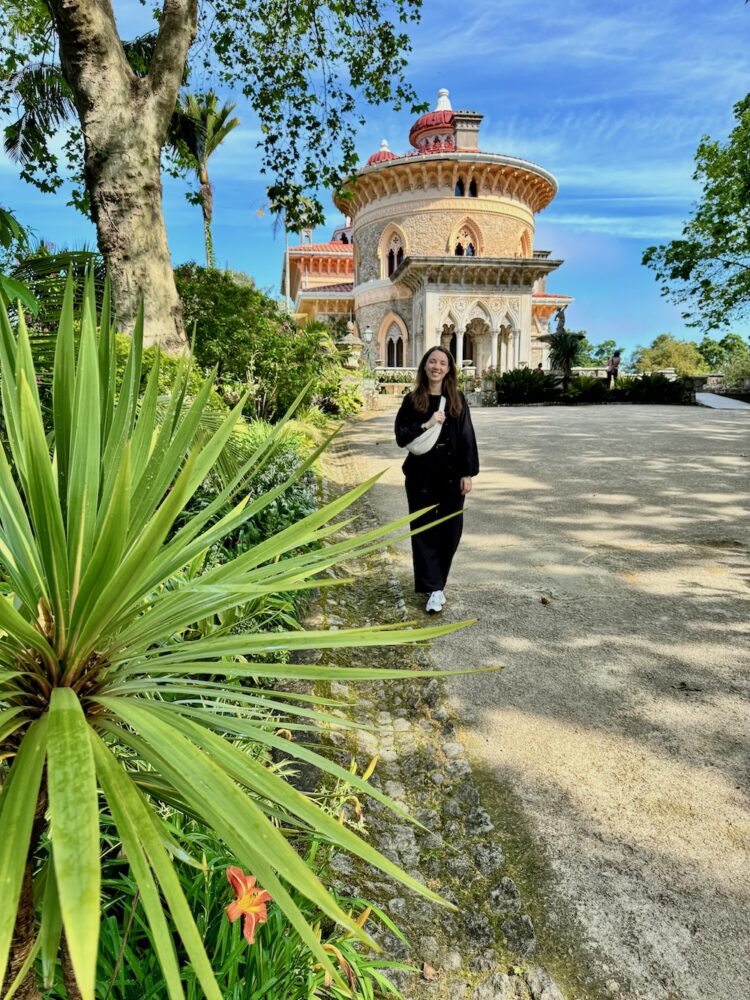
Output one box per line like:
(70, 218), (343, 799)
(425, 350), (449, 384)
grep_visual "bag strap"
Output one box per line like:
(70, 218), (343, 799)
(438, 395), (446, 412)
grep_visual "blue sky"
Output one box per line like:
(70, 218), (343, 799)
(2, 0), (748, 353)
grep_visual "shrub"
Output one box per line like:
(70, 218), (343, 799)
(494, 367), (556, 404)
(175, 264), (358, 421)
(723, 352), (750, 387)
(0, 277), (469, 997)
(625, 372), (690, 404)
(563, 375), (608, 404)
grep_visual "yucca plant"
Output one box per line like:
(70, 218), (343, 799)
(0, 276), (473, 999)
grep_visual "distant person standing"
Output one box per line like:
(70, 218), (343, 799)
(533, 362), (544, 376)
(606, 350), (621, 388)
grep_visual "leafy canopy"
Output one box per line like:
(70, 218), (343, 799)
(576, 336), (622, 367)
(631, 333), (708, 375)
(696, 331), (748, 370)
(0, 0), (426, 228)
(643, 93), (750, 331)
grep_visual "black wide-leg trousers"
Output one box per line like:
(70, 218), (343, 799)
(405, 473), (465, 594)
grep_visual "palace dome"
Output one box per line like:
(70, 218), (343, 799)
(409, 88), (455, 149)
(367, 139), (397, 165)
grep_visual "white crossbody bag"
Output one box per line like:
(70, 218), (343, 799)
(404, 396), (446, 456)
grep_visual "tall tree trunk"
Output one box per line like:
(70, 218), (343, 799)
(203, 208), (215, 269)
(86, 129), (187, 352)
(48, 0), (198, 352)
(199, 167), (214, 268)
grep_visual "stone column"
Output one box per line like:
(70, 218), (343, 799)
(456, 331), (465, 368)
(490, 330), (499, 370)
(519, 294), (533, 367)
(499, 331), (507, 372)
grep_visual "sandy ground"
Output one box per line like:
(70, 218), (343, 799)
(340, 404), (750, 1000)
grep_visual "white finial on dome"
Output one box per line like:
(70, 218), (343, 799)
(380, 138), (390, 152)
(436, 88), (452, 111)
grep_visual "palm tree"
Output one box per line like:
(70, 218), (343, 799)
(539, 329), (586, 392)
(170, 93), (241, 268)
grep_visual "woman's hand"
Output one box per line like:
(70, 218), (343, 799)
(460, 476), (473, 496)
(427, 411), (446, 428)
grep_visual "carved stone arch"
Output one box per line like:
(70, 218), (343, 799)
(378, 312), (409, 367)
(519, 229), (532, 258)
(466, 299), (492, 327)
(378, 224), (409, 279)
(448, 218), (483, 257)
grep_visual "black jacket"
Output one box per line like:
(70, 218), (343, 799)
(395, 391), (480, 479)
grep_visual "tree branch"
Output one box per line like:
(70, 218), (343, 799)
(46, 0), (133, 111)
(148, 0), (198, 133)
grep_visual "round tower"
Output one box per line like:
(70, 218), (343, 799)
(334, 89), (569, 370)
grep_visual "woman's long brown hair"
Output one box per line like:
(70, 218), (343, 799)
(409, 347), (463, 416)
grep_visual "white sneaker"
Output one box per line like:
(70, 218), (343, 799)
(425, 591), (443, 614)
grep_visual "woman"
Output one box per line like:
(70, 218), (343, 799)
(606, 350), (621, 388)
(395, 347), (479, 613)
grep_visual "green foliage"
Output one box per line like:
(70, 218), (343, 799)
(696, 331), (748, 370)
(492, 369), (690, 406)
(569, 336), (623, 369)
(0, 0), (426, 229)
(175, 264), (358, 421)
(0, 15), (183, 216)
(0, 206), (37, 313)
(494, 367), (557, 404)
(543, 330), (587, 370)
(0, 276), (479, 997)
(376, 371), (414, 384)
(624, 372), (690, 404)
(168, 92), (241, 267)
(643, 93), (750, 330)
(87, 815), (410, 1000)
(562, 375), (608, 404)
(723, 351), (750, 387)
(631, 333), (708, 375)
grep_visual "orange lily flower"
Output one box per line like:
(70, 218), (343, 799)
(225, 866), (271, 945)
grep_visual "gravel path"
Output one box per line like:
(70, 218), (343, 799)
(340, 404), (750, 1000)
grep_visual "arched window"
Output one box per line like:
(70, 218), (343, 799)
(454, 225), (479, 257)
(469, 179), (478, 197)
(383, 229), (405, 278)
(386, 323), (404, 367)
(455, 178), (465, 197)
(340, 233), (349, 244)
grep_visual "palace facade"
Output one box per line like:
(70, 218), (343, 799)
(283, 89), (571, 371)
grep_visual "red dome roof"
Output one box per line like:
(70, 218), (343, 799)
(409, 109), (454, 147)
(367, 139), (397, 166)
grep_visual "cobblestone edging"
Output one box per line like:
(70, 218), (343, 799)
(311, 438), (568, 1000)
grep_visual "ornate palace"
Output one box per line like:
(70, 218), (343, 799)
(283, 89), (571, 371)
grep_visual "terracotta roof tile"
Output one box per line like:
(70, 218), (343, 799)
(288, 242), (353, 254)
